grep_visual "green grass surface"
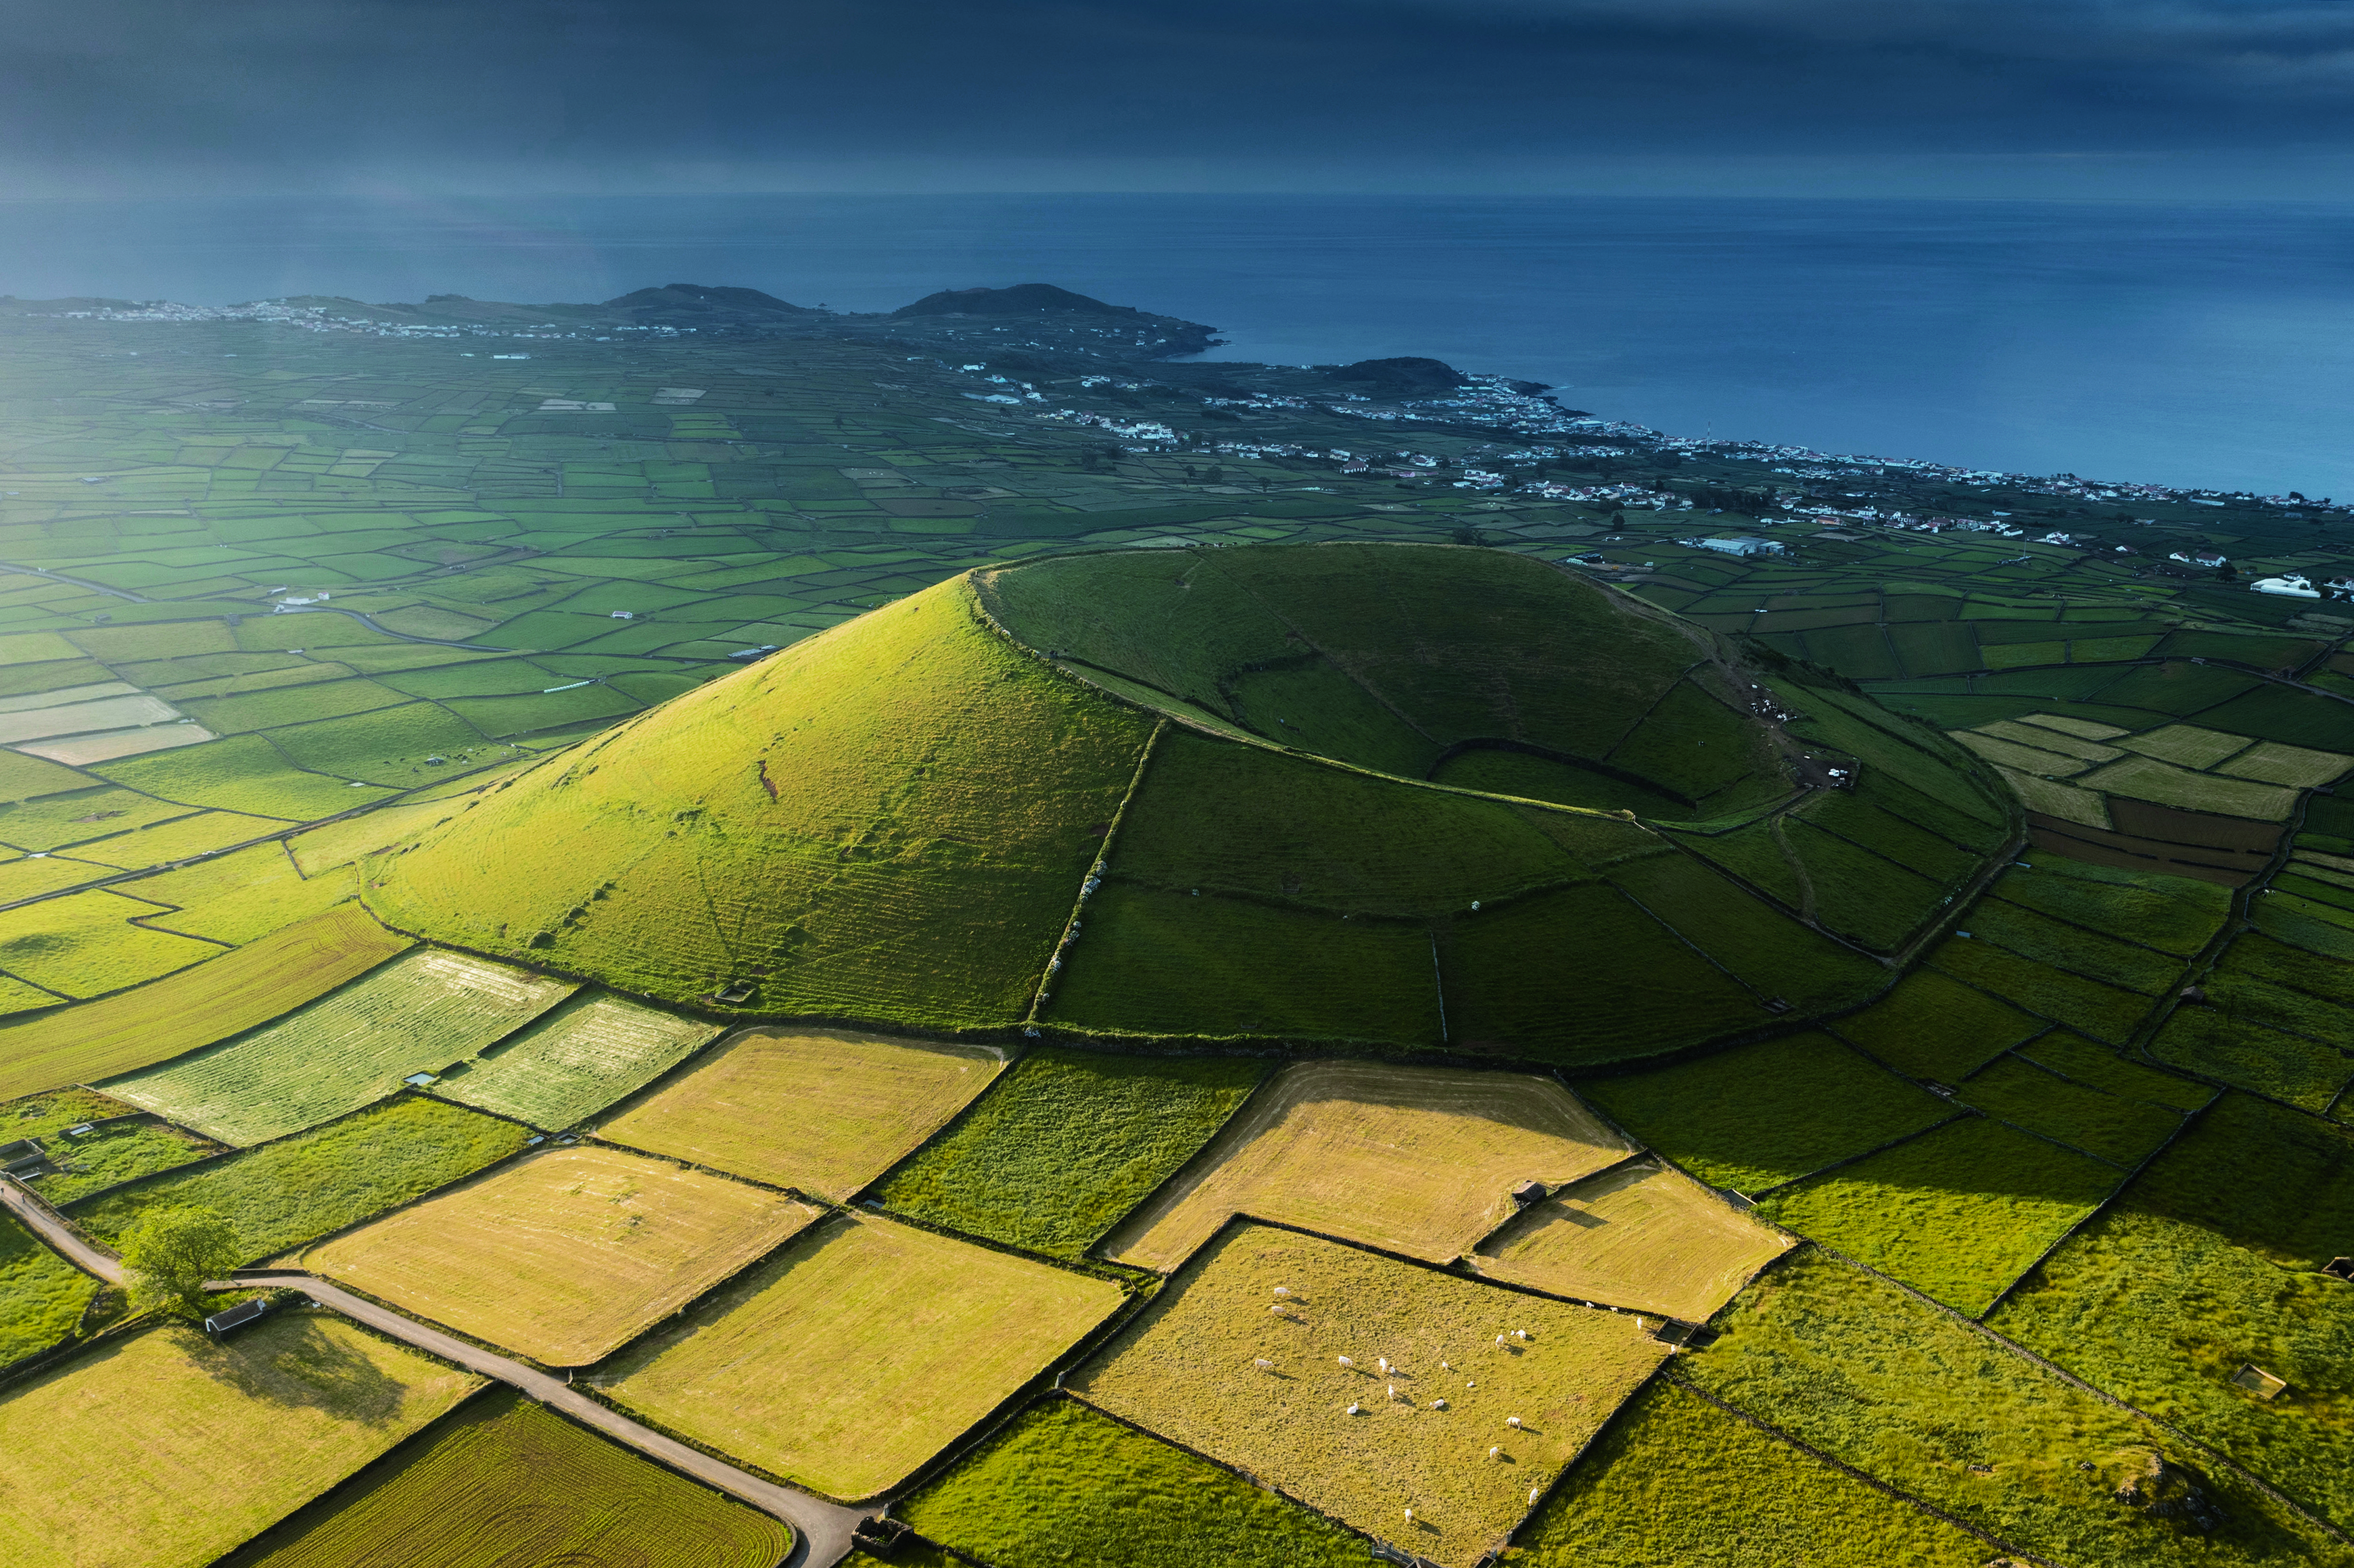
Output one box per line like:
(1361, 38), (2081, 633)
(0, 888), (221, 999)
(1956, 1054), (2187, 1166)
(371, 576), (1155, 1028)
(1579, 1031), (1954, 1197)
(1994, 857), (2234, 956)
(1829, 968), (2043, 1080)
(899, 1396), (1368, 1568)
(218, 1386), (791, 1568)
(1681, 1249), (2344, 1568)
(431, 991), (721, 1131)
(874, 1046), (1269, 1256)
(94, 733), (398, 817)
(1929, 934), (2158, 1045)
(2147, 1005), (2353, 1112)
(0, 901), (410, 1099)
(25, 1116), (218, 1204)
(1758, 1114), (2123, 1314)
(70, 1094), (529, 1263)
(1992, 1095), (2354, 1530)
(100, 947), (574, 1144)
(0, 1206), (98, 1367)
(1965, 899), (2184, 995)
(1510, 1378), (1990, 1567)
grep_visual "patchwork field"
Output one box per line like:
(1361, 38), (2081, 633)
(1071, 1221), (1666, 1568)
(898, 1396), (1369, 1568)
(1469, 1160), (1792, 1321)
(0, 887), (223, 999)
(1825, 968), (2044, 1081)
(308, 1144), (822, 1365)
(0, 1315), (479, 1568)
(1579, 1031), (1954, 1197)
(1680, 1249), (2342, 1568)
(874, 1046), (1269, 1257)
(1517, 1378), (1990, 1567)
(434, 992), (723, 1131)
(1757, 1115), (2123, 1315)
(1991, 1095), (2354, 1529)
(1101, 1060), (1632, 1273)
(99, 947), (575, 1144)
(219, 1387), (792, 1568)
(605, 1212), (1125, 1498)
(598, 1026), (1004, 1197)
(72, 1095), (529, 1264)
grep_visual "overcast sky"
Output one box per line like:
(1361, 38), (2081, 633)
(10, 0), (2354, 197)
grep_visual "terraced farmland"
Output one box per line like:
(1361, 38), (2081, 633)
(98, 947), (575, 1143)
(309, 1144), (822, 1364)
(1101, 1060), (1632, 1272)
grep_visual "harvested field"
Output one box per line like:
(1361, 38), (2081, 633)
(875, 1047), (1269, 1258)
(598, 1026), (1002, 1197)
(1517, 1379), (1990, 1568)
(897, 1396), (1369, 1568)
(0, 903), (410, 1100)
(2217, 739), (2352, 788)
(1469, 1160), (1792, 1320)
(1101, 1060), (1631, 1273)
(101, 947), (575, 1144)
(72, 1095), (529, 1264)
(2118, 725), (2253, 769)
(1999, 766), (2109, 827)
(436, 993), (723, 1131)
(1758, 1116), (2123, 1315)
(605, 1212), (1123, 1499)
(310, 1145), (820, 1364)
(0, 1315), (478, 1568)
(1070, 1222), (1666, 1568)
(2075, 755), (2299, 822)
(1952, 730), (2096, 776)
(220, 1386), (791, 1568)
(1580, 1032), (1952, 1198)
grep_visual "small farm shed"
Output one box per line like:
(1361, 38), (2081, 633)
(204, 1298), (270, 1337)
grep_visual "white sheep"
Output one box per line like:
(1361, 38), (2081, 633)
(1253, 1358), (1274, 1371)
(1348, 1402), (1362, 1416)
(1388, 1383), (1398, 1400)
(1529, 1488), (1542, 1505)
(1495, 1334), (1507, 1348)
(1488, 1445), (1502, 1460)
(1513, 1328), (1530, 1341)
(1273, 1285), (1292, 1298)
(1403, 1508), (1414, 1523)
(1432, 1398), (1448, 1410)
(1507, 1415), (1522, 1430)
(1377, 1356), (1392, 1373)
(1440, 1360), (1452, 1372)
(1337, 1355), (1354, 1368)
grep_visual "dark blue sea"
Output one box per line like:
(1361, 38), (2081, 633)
(3, 193), (2351, 496)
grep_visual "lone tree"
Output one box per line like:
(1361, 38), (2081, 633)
(121, 1206), (240, 1321)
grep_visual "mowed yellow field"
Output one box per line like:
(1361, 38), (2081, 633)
(605, 1212), (1125, 1499)
(1072, 1222), (1666, 1568)
(0, 1315), (477, 1568)
(596, 1027), (1006, 1198)
(306, 1145), (820, 1364)
(1469, 1160), (1792, 1321)
(1102, 1060), (1632, 1272)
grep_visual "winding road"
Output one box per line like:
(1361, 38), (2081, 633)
(0, 1176), (866, 1568)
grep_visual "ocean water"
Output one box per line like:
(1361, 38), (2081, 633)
(2, 193), (2349, 495)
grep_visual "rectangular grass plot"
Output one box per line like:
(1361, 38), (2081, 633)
(1072, 1222), (1667, 1568)
(597, 1026), (1004, 1197)
(605, 1212), (1124, 1499)
(308, 1145), (822, 1365)
(435, 992), (723, 1131)
(100, 948), (576, 1144)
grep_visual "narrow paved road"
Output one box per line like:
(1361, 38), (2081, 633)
(0, 1177), (866, 1568)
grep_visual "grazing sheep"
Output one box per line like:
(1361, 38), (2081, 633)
(1337, 1355), (1354, 1368)
(1404, 1508), (1414, 1524)
(1377, 1356), (1392, 1373)
(1273, 1285), (1292, 1298)
(1507, 1415), (1522, 1429)
(1253, 1358), (1274, 1371)
(1488, 1445), (1502, 1460)
(1348, 1402), (1362, 1415)
(1530, 1488), (1542, 1505)
(1432, 1398), (1448, 1410)
(1513, 1328), (1530, 1341)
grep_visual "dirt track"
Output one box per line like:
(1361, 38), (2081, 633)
(0, 1175), (866, 1568)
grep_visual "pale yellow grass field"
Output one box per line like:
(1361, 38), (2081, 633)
(1469, 1159), (1792, 1321)
(307, 1145), (820, 1364)
(605, 1212), (1123, 1499)
(0, 1314), (477, 1568)
(1102, 1060), (1632, 1273)
(1994, 766), (2110, 828)
(1072, 1222), (1666, 1568)
(596, 1026), (1005, 1197)
(2217, 739), (2353, 788)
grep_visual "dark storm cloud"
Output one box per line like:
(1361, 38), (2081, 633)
(7, 0), (2354, 189)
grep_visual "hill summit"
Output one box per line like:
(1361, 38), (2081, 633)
(368, 544), (2014, 1062)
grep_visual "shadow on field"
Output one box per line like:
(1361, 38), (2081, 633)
(188, 1316), (410, 1426)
